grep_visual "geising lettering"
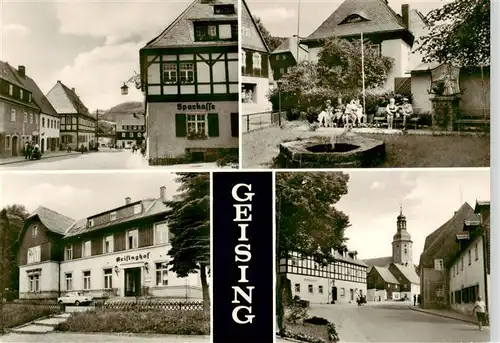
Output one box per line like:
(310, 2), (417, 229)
(231, 183), (256, 325)
(177, 102), (216, 111)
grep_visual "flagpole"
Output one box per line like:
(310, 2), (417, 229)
(361, 32), (366, 116)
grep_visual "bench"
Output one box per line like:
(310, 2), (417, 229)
(373, 115), (419, 129)
(455, 118), (490, 132)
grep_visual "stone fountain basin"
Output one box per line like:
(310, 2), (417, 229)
(278, 134), (386, 168)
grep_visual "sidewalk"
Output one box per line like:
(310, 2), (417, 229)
(409, 306), (478, 324)
(0, 151), (80, 166)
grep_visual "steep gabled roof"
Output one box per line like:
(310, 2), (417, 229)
(46, 81), (92, 116)
(0, 60), (25, 88)
(27, 206), (75, 235)
(420, 202), (474, 268)
(363, 256), (392, 268)
(0, 61), (41, 111)
(271, 37), (308, 62)
(16, 73), (59, 118)
(304, 0), (411, 42)
(392, 263), (419, 284)
(144, 0), (237, 49)
(373, 266), (399, 284)
(64, 199), (169, 238)
(241, 0), (269, 52)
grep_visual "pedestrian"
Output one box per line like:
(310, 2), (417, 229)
(472, 296), (486, 331)
(24, 141), (30, 159)
(27, 143), (33, 160)
(413, 294), (416, 306)
(417, 294), (421, 306)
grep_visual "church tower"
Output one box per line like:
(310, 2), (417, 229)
(391, 206), (413, 265)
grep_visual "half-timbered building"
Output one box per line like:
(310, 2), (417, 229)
(17, 187), (203, 300)
(139, 0), (239, 163)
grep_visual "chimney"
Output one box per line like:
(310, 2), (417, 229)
(160, 186), (166, 202)
(18, 66), (26, 78)
(71, 87), (75, 93)
(402, 4), (410, 29)
(125, 197), (131, 205)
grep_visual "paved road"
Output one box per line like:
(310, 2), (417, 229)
(1, 332), (210, 343)
(1, 150), (225, 170)
(299, 302), (490, 342)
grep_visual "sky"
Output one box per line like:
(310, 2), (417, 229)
(247, 0), (442, 38)
(0, 172), (181, 220)
(334, 169), (490, 265)
(1, 0), (191, 110)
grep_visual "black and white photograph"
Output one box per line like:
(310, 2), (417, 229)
(0, 172), (210, 342)
(1, 0), (238, 170)
(275, 170), (490, 342)
(241, 0), (490, 169)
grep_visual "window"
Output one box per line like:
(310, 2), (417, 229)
(28, 274), (40, 292)
(460, 257), (464, 271)
(65, 273), (72, 291)
(241, 50), (246, 67)
(280, 68), (285, 75)
(65, 245), (73, 260)
(104, 269), (113, 289)
(88, 219), (94, 227)
(154, 222), (170, 245)
(294, 283), (300, 292)
(319, 285), (323, 294)
(42, 117), (45, 128)
(340, 288), (345, 297)
(194, 24), (217, 41)
(23, 111), (27, 123)
(110, 211), (117, 221)
(434, 259), (444, 271)
(133, 205), (142, 216)
(83, 271), (91, 290)
(308, 285), (313, 293)
(127, 229), (138, 249)
(252, 53), (262, 70)
(9, 84), (13, 96)
(219, 24), (232, 39)
(32, 225), (38, 237)
(179, 63), (194, 84)
(474, 243), (479, 260)
(27, 246), (41, 264)
(156, 262), (169, 286)
(436, 285), (444, 297)
(28, 93), (32, 102)
(29, 112), (33, 124)
(82, 240), (91, 257)
(20, 89), (24, 99)
(122, 132), (126, 138)
(103, 235), (113, 253)
(365, 44), (382, 57)
(468, 250), (472, 265)
(231, 23), (238, 39)
(10, 109), (16, 122)
(35, 113), (38, 124)
(187, 114), (207, 135)
(163, 63), (177, 84)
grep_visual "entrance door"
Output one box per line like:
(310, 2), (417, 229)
(350, 289), (354, 301)
(332, 286), (337, 303)
(124, 267), (141, 297)
(41, 138), (45, 153)
(12, 136), (19, 156)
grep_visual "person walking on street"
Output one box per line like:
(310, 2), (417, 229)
(413, 294), (416, 306)
(417, 294), (421, 306)
(472, 296), (486, 331)
(24, 142), (30, 159)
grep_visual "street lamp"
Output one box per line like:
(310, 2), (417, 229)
(120, 83), (129, 95)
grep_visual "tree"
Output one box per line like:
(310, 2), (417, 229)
(254, 16), (285, 51)
(275, 172), (350, 335)
(415, 0), (490, 67)
(167, 173), (210, 312)
(97, 121), (115, 135)
(317, 38), (394, 95)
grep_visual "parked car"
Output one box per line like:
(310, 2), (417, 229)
(57, 292), (93, 306)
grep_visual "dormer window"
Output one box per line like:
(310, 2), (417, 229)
(252, 53), (262, 70)
(340, 14), (369, 25)
(214, 4), (235, 15)
(8, 84), (13, 96)
(110, 211), (117, 221)
(88, 219), (94, 227)
(195, 24), (217, 41)
(20, 89), (24, 100)
(133, 204), (142, 215)
(28, 93), (32, 102)
(241, 50), (246, 68)
(194, 22), (238, 42)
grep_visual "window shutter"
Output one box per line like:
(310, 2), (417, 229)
(230, 112), (239, 137)
(246, 51), (252, 74)
(175, 114), (187, 137)
(208, 113), (219, 137)
(262, 54), (269, 77)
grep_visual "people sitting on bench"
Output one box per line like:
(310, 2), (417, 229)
(400, 98), (414, 130)
(334, 98), (345, 127)
(386, 98), (399, 129)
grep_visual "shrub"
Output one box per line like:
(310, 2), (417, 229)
(56, 309), (210, 335)
(287, 296), (309, 324)
(363, 88), (414, 115)
(304, 316), (330, 326)
(216, 153), (238, 168)
(1, 303), (59, 329)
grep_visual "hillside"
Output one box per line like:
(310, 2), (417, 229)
(99, 101), (144, 121)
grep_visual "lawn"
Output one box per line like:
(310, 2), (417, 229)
(242, 125), (490, 168)
(0, 303), (59, 329)
(56, 309), (210, 335)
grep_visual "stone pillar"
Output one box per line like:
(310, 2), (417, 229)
(430, 96), (461, 131)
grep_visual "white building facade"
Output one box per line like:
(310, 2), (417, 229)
(279, 248), (367, 304)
